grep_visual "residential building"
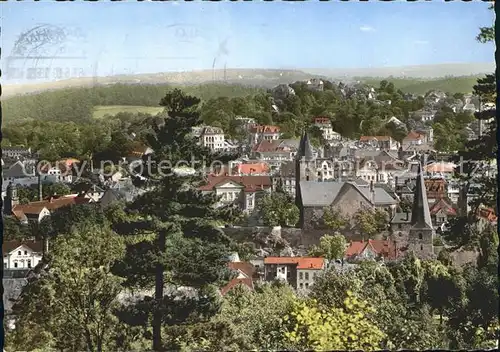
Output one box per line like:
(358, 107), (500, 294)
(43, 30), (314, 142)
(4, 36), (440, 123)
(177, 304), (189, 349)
(2, 146), (32, 159)
(251, 139), (299, 170)
(359, 136), (399, 151)
(306, 78), (324, 91)
(294, 132), (398, 229)
(2, 160), (37, 185)
(249, 125), (281, 145)
(232, 162), (270, 176)
(199, 126), (226, 152)
(402, 131), (426, 150)
(313, 116), (341, 142)
(263, 256), (325, 290)
(345, 239), (400, 262)
(429, 198), (457, 230)
(355, 151), (405, 184)
(220, 258), (256, 296)
(199, 174), (272, 213)
(3, 240), (43, 270)
(424, 162), (456, 179)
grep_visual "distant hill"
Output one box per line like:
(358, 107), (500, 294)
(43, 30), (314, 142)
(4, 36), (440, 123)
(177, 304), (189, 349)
(359, 76), (483, 95)
(303, 62), (494, 79)
(2, 63), (493, 97)
(1, 69), (325, 98)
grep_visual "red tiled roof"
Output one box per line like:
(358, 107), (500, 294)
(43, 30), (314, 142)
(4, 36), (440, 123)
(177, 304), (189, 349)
(252, 140), (281, 153)
(233, 163), (270, 175)
(264, 257), (325, 270)
(220, 278), (254, 296)
(424, 162), (455, 173)
(250, 125), (280, 134)
(12, 195), (91, 216)
(478, 207), (497, 222)
(346, 240), (399, 260)
(404, 131), (424, 141)
(228, 261), (255, 278)
(313, 116), (330, 125)
(430, 198), (457, 216)
(199, 175), (272, 192)
(2, 240), (43, 256)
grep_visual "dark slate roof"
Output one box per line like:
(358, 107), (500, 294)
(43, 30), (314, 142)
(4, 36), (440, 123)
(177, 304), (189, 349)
(410, 163), (434, 229)
(298, 131), (314, 160)
(299, 181), (397, 207)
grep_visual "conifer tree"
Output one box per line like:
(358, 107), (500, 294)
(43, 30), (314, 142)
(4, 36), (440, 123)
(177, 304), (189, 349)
(112, 89), (241, 351)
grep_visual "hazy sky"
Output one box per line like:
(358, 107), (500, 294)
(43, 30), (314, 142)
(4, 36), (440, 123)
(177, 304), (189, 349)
(1, 0), (494, 83)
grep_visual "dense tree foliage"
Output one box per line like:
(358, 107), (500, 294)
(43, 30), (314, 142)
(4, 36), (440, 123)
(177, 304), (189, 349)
(256, 191), (299, 227)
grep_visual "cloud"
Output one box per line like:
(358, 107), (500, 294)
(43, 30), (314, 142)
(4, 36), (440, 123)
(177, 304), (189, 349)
(414, 40), (429, 45)
(359, 25), (375, 32)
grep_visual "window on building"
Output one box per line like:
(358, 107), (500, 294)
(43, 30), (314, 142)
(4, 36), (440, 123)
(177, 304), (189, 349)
(27, 260), (31, 268)
(299, 272), (303, 280)
(305, 272), (309, 280)
(305, 283), (309, 288)
(24, 250), (28, 255)
(299, 283), (303, 289)
(420, 245), (423, 251)
(14, 261), (18, 268)
(398, 223), (402, 229)
(418, 233), (423, 240)
(18, 251), (21, 255)
(4, 263), (7, 269)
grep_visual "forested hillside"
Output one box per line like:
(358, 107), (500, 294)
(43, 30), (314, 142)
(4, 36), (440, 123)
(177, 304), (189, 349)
(2, 83), (264, 124)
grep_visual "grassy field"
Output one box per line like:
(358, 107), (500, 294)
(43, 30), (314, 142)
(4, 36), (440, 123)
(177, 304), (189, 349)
(93, 105), (165, 118)
(359, 75), (483, 95)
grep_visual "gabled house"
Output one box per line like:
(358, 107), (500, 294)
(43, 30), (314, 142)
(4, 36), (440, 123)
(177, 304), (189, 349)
(263, 256), (326, 290)
(220, 260), (256, 296)
(232, 162), (270, 176)
(2, 146), (32, 159)
(429, 198), (457, 229)
(2, 160), (37, 185)
(296, 180), (398, 230)
(313, 116), (341, 142)
(424, 162), (456, 179)
(3, 240), (43, 270)
(10, 195), (92, 224)
(199, 175), (272, 213)
(306, 78), (324, 91)
(199, 126), (226, 152)
(355, 152), (405, 184)
(251, 139), (299, 168)
(249, 125), (281, 145)
(402, 131), (426, 150)
(345, 239), (400, 261)
(359, 136), (399, 151)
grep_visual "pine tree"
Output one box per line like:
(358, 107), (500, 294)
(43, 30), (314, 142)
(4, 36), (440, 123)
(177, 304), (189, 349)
(112, 89), (241, 351)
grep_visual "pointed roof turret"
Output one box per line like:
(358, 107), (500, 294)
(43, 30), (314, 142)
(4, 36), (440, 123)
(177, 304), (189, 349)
(410, 163), (433, 229)
(298, 131), (315, 160)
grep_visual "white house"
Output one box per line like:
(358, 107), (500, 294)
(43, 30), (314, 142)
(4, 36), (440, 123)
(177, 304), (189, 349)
(249, 125), (281, 145)
(3, 241), (43, 270)
(313, 117), (341, 142)
(199, 126), (226, 152)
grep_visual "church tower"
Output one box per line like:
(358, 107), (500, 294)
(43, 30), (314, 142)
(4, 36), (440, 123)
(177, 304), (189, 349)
(3, 182), (19, 215)
(408, 162), (435, 257)
(295, 131), (316, 225)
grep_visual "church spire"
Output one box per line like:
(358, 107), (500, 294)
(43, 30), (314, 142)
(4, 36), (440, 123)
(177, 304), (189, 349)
(410, 162), (433, 229)
(298, 130), (314, 160)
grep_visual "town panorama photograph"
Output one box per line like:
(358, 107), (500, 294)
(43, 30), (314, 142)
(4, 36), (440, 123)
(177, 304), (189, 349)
(1, 1), (498, 351)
